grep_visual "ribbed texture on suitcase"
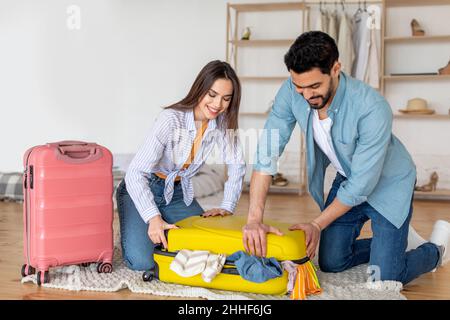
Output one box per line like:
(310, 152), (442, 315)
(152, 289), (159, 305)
(23, 143), (114, 272)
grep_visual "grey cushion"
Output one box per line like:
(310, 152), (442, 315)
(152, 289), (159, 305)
(0, 172), (23, 202)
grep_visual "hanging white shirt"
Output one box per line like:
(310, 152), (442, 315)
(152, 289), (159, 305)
(351, 10), (371, 81)
(313, 9), (324, 31)
(338, 12), (355, 74)
(305, 8), (310, 31)
(322, 10), (330, 34)
(352, 9), (381, 88)
(327, 10), (339, 43)
(364, 12), (381, 89)
(312, 110), (346, 177)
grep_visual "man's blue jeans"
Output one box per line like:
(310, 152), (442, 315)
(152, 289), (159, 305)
(319, 173), (440, 285)
(116, 174), (204, 271)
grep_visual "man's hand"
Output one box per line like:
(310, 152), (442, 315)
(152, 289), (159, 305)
(201, 208), (232, 218)
(147, 215), (179, 249)
(242, 222), (283, 257)
(289, 221), (321, 260)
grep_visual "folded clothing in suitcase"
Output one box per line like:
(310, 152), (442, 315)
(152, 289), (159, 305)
(144, 215), (316, 295)
(21, 141), (114, 285)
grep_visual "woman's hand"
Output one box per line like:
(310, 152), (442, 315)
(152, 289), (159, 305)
(147, 215), (179, 249)
(288, 221), (322, 260)
(201, 208), (233, 218)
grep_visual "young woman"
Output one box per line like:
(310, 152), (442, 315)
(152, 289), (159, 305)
(116, 60), (246, 271)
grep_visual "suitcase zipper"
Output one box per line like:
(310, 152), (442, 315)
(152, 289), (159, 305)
(24, 150), (34, 269)
(153, 247), (239, 275)
(153, 246), (311, 275)
(29, 165), (34, 189)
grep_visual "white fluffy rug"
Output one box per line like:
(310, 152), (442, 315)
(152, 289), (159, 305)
(21, 245), (406, 300)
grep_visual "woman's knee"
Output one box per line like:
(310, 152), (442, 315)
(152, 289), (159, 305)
(116, 181), (129, 211)
(119, 226), (154, 271)
(122, 249), (154, 271)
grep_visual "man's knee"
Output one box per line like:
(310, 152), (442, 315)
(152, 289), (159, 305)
(318, 239), (352, 272)
(318, 253), (350, 273)
(318, 234), (352, 272)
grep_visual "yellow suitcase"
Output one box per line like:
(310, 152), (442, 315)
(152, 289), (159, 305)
(142, 215), (309, 295)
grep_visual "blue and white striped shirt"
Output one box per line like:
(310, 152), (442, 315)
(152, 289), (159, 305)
(125, 108), (246, 223)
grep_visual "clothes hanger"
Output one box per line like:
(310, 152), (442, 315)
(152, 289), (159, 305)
(354, 0), (363, 21)
(339, 0), (346, 18)
(355, 1), (361, 13)
(319, 1), (325, 15)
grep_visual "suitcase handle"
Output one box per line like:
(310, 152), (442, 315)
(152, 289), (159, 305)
(54, 140), (90, 147)
(49, 141), (103, 164)
(47, 140), (92, 148)
(58, 144), (97, 156)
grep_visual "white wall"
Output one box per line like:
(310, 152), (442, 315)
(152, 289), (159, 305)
(1, 0), (449, 189)
(0, 0), (227, 171)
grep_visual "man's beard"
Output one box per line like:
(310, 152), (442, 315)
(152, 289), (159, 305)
(307, 80), (334, 110)
(307, 88), (333, 110)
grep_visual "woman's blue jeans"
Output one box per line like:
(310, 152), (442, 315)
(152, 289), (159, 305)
(116, 174), (204, 271)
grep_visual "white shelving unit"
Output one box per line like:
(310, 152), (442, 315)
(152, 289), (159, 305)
(382, 0), (450, 199)
(226, 2), (308, 195)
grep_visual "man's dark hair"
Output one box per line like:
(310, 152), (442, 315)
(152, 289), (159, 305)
(284, 31), (339, 75)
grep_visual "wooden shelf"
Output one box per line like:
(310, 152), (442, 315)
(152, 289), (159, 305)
(385, 0), (450, 7)
(384, 35), (450, 43)
(383, 74), (450, 81)
(414, 189), (450, 201)
(229, 39), (294, 47)
(226, 3), (309, 196)
(394, 114), (450, 119)
(239, 76), (288, 81)
(229, 2), (307, 12)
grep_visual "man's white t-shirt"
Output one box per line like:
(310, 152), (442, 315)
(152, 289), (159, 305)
(312, 110), (347, 177)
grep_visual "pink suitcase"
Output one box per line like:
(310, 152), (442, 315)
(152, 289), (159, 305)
(21, 141), (114, 285)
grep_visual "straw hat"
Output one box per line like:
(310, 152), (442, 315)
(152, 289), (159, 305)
(399, 98), (435, 115)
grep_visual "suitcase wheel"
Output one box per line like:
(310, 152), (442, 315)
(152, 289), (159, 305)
(21, 264), (36, 277)
(142, 270), (154, 282)
(36, 271), (49, 286)
(97, 262), (113, 273)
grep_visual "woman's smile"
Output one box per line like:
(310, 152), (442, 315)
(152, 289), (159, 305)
(206, 105), (221, 116)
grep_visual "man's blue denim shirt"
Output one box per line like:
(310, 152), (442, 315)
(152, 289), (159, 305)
(254, 72), (416, 229)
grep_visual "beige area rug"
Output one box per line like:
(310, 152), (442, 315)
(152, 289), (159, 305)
(21, 245), (406, 300)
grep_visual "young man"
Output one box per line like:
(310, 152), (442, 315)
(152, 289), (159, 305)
(243, 31), (449, 284)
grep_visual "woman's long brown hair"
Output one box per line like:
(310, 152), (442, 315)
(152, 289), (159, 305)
(165, 60), (241, 131)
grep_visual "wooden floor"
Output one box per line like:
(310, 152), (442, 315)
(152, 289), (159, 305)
(1, 194), (449, 300)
